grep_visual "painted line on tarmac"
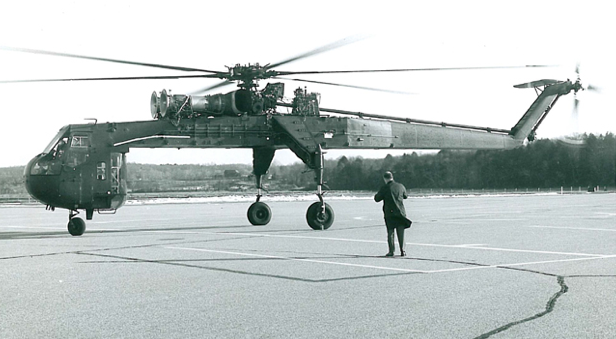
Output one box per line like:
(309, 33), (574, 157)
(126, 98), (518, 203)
(90, 218), (178, 224)
(1, 225), (57, 230)
(164, 246), (427, 273)
(429, 244), (605, 257)
(210, 231), (608, 257)
(144, 230), (203, 234)
(499, 254), (616, 268)
(476, 219), (526, 221)
(60, 227), (605, 258)
(1, 225), (125, 232)
(428, 255), (616, 273)
(165, 246), (616, 275)
(526, 225), (616, 232)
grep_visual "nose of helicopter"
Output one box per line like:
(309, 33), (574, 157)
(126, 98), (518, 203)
(24, 154), (39, 197)
(24, 154), (59, 206)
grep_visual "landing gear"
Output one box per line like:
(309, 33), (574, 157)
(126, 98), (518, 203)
(247, 145), (336, 230)
(67, 210), (86, 236)
(247, 147), (275, 226)
(247, 200), (271, 226)
(306, 201), (334, 230)
(306, 145), (335, 230)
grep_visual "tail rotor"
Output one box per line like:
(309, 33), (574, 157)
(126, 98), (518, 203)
(559, 63), (601, 147)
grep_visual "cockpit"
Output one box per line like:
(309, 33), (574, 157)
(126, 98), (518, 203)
(28, 126), (91, 176)
(25, 123), (127, 215)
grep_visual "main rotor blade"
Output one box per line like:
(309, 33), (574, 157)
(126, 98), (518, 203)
(0, 74), (221, 84)
(266, 34), (367, 70)
(0, 46), (224, 73)
(274, 76), (416, 95)
(276, 64), (556, 76)
(190, 80), (235, 94)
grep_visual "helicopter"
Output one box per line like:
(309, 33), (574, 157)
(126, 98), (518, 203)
(1, 38), (587, 236)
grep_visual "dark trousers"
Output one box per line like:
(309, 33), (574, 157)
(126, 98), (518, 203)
(386, 226), (405, 254)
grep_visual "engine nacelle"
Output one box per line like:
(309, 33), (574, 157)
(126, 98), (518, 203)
(150, 89), (253, 119)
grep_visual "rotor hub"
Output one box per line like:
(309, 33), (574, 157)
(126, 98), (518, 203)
(572, 79), (584, 94)
(226, 63), (278, 89)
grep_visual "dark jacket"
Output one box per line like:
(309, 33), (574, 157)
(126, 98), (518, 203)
(375, 180), (411, 228)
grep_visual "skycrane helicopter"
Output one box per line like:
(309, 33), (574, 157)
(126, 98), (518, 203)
(1, 38), (588, 236)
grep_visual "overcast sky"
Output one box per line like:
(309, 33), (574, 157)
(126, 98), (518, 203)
(1, 0), (614, 168)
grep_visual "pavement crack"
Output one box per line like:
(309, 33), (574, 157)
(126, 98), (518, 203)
(473, 275), (568, 339)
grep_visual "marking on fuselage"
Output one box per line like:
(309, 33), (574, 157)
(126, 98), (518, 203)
(114, 135), (190, 147)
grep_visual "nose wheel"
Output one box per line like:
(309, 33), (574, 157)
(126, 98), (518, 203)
(67, 211), (86, 236)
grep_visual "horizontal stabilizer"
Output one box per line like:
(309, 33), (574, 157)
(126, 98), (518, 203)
(514, 79), (561, 89)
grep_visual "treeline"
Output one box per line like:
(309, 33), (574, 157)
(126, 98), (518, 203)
(1, 133), (614, 195)
(127, 163), (255, 192)
(319, 133), (616, 191)
(0, 166), (26, 194)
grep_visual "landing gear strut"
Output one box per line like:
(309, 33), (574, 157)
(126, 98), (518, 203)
(247, 180), (272, 225)
(305, 146), (335, 230)
(67, 210), (86, 236)
(247, 147), (275, 226)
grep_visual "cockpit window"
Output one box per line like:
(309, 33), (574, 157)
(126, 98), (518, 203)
(53, 138), (69, 159)
(31, 129), (91, 175)
(70, 135), (90, 148)
(65, 135), (90, 168)
(42, 126), (70, 154)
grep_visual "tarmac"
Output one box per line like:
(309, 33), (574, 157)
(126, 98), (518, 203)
(1, 193), (615, 338)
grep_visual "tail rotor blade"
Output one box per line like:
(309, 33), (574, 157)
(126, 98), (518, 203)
(570, 95), (581, 138)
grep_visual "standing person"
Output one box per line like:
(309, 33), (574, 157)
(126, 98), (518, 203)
(374, 171), (412, 257)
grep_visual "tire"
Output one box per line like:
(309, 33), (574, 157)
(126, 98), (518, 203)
(68, 217), (86, 236)
(247, 202), (272, 226)
(306, 202), (334, 230)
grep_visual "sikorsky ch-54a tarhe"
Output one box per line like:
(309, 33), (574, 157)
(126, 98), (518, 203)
(1, 39), (588, 236)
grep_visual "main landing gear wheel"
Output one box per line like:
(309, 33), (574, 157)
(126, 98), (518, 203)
(247, 202), (272, 225)
(68, 217), (86, 236)
(306, 202), (334, 230)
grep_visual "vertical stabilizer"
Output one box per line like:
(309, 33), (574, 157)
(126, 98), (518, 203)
(510, 80), (579, 141)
